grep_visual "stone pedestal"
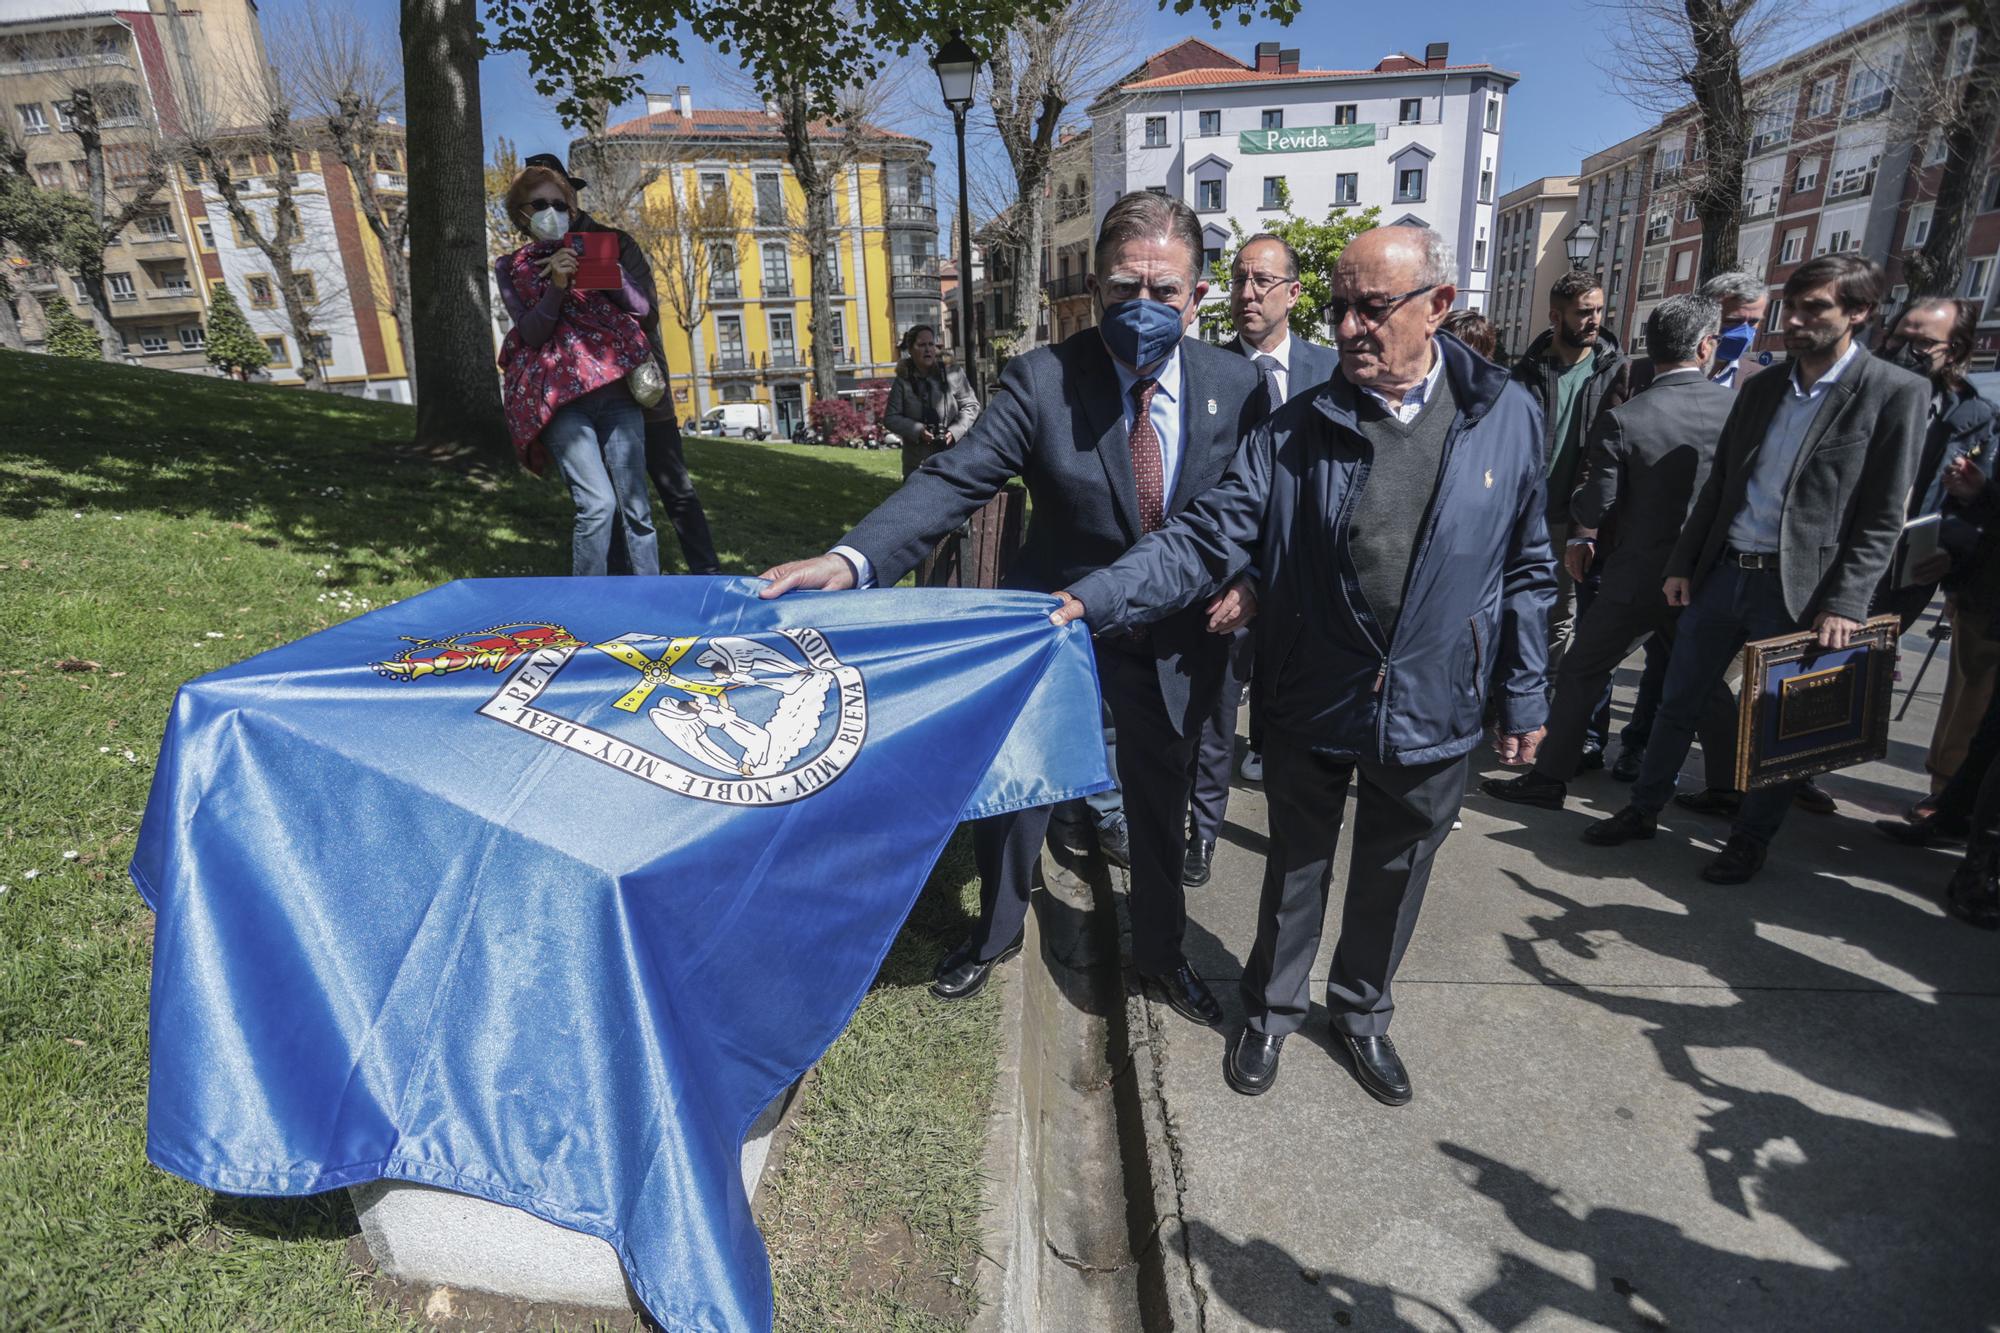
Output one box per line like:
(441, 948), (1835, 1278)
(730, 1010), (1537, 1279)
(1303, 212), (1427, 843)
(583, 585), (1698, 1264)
(349, 1083), (797, 1310)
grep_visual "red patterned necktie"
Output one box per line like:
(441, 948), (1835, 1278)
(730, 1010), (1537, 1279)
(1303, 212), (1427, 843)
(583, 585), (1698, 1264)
(1129, 377), (1164, 533)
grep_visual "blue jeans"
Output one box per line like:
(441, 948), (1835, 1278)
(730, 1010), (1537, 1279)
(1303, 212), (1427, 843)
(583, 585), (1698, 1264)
(1630, 561), (1800, 844)
(544, 386), (659, 577)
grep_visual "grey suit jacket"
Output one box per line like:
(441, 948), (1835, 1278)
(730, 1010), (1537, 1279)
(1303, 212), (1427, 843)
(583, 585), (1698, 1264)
(843, 328), (1264, 733)
(1665, 348), (1928, 624)
(1221, 334), (1339, 405)
(1570, 369), (1735, 605)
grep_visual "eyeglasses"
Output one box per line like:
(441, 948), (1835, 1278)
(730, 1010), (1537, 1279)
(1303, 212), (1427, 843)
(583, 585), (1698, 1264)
(1228, 271), (1291, 296)
(1326, 284), (1435, 329)
(1896, 335), (1948, 354)
(526, 199), (571, 215)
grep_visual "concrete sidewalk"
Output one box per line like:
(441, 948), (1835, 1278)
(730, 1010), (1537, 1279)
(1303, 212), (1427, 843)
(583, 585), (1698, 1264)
(1119, 617), (2000, 1331)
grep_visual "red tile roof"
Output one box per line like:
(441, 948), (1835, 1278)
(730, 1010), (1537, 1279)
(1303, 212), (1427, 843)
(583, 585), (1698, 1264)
(604, 108), (916, 141)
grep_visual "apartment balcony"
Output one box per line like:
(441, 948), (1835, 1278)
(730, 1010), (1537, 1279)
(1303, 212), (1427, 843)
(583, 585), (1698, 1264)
(710, 285), (743, 303)
(374, 171), (408, 192)
(1054, 197), (1089, 222)
(891, 267), (942, 298)
(1749, 129), (1791, 155)
(885, 199), (937, 227)
(139, 289), (205, 316)
(709, 352), (756, 377)
(766, 347), (805, 371)
(126, 233), (188, 260)
(1044, 273), (1086, 299)
(763, 279), (793, 298)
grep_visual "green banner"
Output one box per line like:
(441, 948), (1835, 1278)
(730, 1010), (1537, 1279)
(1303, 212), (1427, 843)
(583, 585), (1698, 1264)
(1238, 124), (1376, 155)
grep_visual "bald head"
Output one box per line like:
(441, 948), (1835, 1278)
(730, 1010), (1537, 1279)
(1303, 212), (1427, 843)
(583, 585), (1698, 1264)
(1332, 226), (1458, 397)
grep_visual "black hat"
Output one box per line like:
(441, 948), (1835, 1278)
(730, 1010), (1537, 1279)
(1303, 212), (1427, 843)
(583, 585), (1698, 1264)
(524, 152), (587, 192)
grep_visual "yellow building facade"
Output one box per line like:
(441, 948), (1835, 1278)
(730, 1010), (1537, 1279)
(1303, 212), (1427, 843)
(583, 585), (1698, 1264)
(588, 96), (943, 438)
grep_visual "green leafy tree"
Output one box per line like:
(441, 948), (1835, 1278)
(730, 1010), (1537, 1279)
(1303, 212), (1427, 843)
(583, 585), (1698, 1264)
(41, 294), (100, 359)
(1198, 179), (1379, 344)
(204, 282), (271, 379)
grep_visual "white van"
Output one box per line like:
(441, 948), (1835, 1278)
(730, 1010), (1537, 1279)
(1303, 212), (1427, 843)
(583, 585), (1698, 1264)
(698, 403), (773, 439)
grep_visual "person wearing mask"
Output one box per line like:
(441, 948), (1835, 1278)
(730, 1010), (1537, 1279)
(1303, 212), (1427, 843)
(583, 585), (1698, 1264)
(1188, 234), (1338, 883)
(1511, 269), (1632, 768)
(757, 192), (1263, 1027)
(1583, 255), (1925, 883)
(1051, 225), (1555, 1104)
(496, 164), (661, 576)
(1482, 295), (1738, 812)
(525, 152), (724, 577)
(1700, 271), (1769, 390)
(883, 324), (980, 479)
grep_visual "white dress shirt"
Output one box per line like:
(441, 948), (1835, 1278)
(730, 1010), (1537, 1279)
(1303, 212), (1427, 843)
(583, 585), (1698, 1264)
(1725, 340), (1863, 555)
(1360, 341), (1444, 424)
(831, 344), (1189, 588)
(1240, 331), (1292, 405)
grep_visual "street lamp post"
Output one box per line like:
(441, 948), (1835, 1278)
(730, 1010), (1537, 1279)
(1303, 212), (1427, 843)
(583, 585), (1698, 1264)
(1563, 220), (1600, 272)
(932, 31), (981, 394)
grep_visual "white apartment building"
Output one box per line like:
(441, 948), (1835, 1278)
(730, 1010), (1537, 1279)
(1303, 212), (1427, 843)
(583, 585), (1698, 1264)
(1089, 38), (1516, 325)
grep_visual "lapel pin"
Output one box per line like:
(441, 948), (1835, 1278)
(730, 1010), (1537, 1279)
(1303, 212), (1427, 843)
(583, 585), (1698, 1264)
(1207, 398), (1217, 416)
(1484, 469), (1494, 489)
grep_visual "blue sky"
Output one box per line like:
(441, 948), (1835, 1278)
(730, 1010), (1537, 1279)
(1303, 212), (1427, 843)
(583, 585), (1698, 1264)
(300, 0), (1892, 208)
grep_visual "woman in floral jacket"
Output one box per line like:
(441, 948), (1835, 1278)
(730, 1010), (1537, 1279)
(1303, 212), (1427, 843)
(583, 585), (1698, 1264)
(497, 165), (659, 575)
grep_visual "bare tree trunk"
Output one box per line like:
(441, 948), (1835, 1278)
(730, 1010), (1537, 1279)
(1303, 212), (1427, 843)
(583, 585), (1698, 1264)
(776, 84), (840, 403)
(66, 89), (133, 359)
(401, 0), (504, 449)
(1684, 0), (1746, 284)
(1906, 5), (2000, 298)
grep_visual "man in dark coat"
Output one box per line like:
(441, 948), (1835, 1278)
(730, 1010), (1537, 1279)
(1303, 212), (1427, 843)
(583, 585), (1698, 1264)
(759, 191), (1263, 1028)
(1053, 226), (1556, 1106)
(529, 152), (723, 576)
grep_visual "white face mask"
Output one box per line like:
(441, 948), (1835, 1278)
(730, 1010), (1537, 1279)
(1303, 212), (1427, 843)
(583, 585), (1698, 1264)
(528, 207), (567, 243)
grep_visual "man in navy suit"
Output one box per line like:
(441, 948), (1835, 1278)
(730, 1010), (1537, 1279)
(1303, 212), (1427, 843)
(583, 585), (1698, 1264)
(1186, 234), (1339, 888)
(759, 192), (1263, 1026)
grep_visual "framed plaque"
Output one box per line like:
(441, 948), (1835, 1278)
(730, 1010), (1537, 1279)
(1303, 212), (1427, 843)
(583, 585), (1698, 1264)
(1734, 615), (1900, 791)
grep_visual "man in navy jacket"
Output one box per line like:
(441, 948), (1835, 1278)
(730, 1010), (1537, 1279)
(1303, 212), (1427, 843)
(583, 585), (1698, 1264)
(1054, 226), (1555, 1105)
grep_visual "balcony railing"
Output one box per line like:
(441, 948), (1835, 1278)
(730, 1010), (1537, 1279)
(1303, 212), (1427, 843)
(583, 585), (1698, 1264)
(885, 201), (936, 226)
(710, 284), (741, 301)
(767, 347), (802, 369)
(710, 351), (753, 375)
(1043, 273), (1086, 299)
(763, 279), (793, 297)
(1054, 196), (1089, 221)
(891, 266), (941, 297)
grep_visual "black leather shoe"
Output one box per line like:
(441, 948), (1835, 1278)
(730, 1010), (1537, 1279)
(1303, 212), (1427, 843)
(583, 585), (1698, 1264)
(1877, 812), (1965, 847)
(1142, 963), (1223, 1026)
(1793, 780), (1837, 815)
(1225, 1030), (1284, 1096)
(1182, 836), (1215, 887)
(1481, 771), (1567, 809)
(1611, 746), (1645, 782)
(1700, 834), (1768, 884)
(1673, 788), (1742, 817)
(930, 936), (1022, 1001)
(1582, 805), (1657, 845)
(1338, 1033), (1412, 1106)
(1578, 745), (1606, 772)
(1096, 818), (1131, 869)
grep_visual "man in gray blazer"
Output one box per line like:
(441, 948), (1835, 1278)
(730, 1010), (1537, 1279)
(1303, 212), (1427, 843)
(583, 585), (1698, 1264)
(1183, 233), (1339, 887)
(760, 191), (1263, 1025)
(1585, 255), (1927, 882)
(1483, 295), (1738, 809)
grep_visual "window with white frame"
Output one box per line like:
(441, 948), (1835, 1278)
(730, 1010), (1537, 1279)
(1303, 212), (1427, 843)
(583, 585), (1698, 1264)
(1143, 116), (1167, 147)
(761, 241), (790, 295)
(106, 272), (135, 300)
(1949, 28), (1978, 78)
(1793, 156), (1820, 192)
(1844, 53), (1900, 118)
(178, 326), (205, 349)
(1653, 145), (1684, 187)
(1780, 228), (1806, 264)
(136, 212), (175, 238)
(1750, 89), (1793, 152)
(1639, 252), (1664, 296)
(1966, 256), (1994, 303)
(768, 311), (796, 364)
(1908, 203), (1933, 248)
(98, 84), (140, 125)
(1674, 249), (1693, 282)
(1647, 209), (1670, 243)
(1826, 146), (1880, 200)
(15, 102), (47, 134)
(1809, 75), (1836, 117)
(138, 330), (169, 353)
(1764, 297), (1784, 332)
(1926, 131), (1950, 167)
(1819, 225), (1857, 255)
(1682, 198), (1699, 223)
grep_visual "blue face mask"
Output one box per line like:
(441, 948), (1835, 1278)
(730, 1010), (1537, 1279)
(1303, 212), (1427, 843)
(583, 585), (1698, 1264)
(1099, 298), (1186, 370)
(1713, 321), (1756, 366)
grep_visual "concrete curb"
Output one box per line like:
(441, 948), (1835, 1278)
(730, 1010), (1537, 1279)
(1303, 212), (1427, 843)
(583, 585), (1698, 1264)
(968, 896), (1039, 1333)
(1094, 862), (1207, 1333)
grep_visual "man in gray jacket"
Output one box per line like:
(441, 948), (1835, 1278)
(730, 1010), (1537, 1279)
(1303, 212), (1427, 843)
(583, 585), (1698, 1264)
(1584, 255), (1926, 882)
(1484, 295), (1738, 809)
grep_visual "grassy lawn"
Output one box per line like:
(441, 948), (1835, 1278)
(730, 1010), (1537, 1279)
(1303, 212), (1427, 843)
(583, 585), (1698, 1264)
(0, 350), (999, 1331)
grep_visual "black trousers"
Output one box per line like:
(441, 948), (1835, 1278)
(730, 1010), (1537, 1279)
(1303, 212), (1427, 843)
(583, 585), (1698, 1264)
(610, 417), (720, 575)
(1243, 735), (1467, 1038)
(1188, 628), (1254, 844)
(968, 646), (1201, 976)
(1535, 592), (1736, 786)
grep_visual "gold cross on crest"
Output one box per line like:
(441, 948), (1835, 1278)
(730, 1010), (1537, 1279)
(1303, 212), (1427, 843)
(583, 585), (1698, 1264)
(594, 637), (731, 712)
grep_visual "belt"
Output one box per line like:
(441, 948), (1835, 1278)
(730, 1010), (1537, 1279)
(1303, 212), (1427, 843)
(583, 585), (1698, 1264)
(1723, 548), (1782, 570)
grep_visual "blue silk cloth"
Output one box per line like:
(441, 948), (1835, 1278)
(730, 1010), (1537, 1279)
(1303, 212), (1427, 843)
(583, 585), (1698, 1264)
(131, 577), (1111, 1331)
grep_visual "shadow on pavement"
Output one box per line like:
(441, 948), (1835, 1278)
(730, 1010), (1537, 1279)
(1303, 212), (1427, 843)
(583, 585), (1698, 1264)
(1184, 1219), (1468, 1332)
